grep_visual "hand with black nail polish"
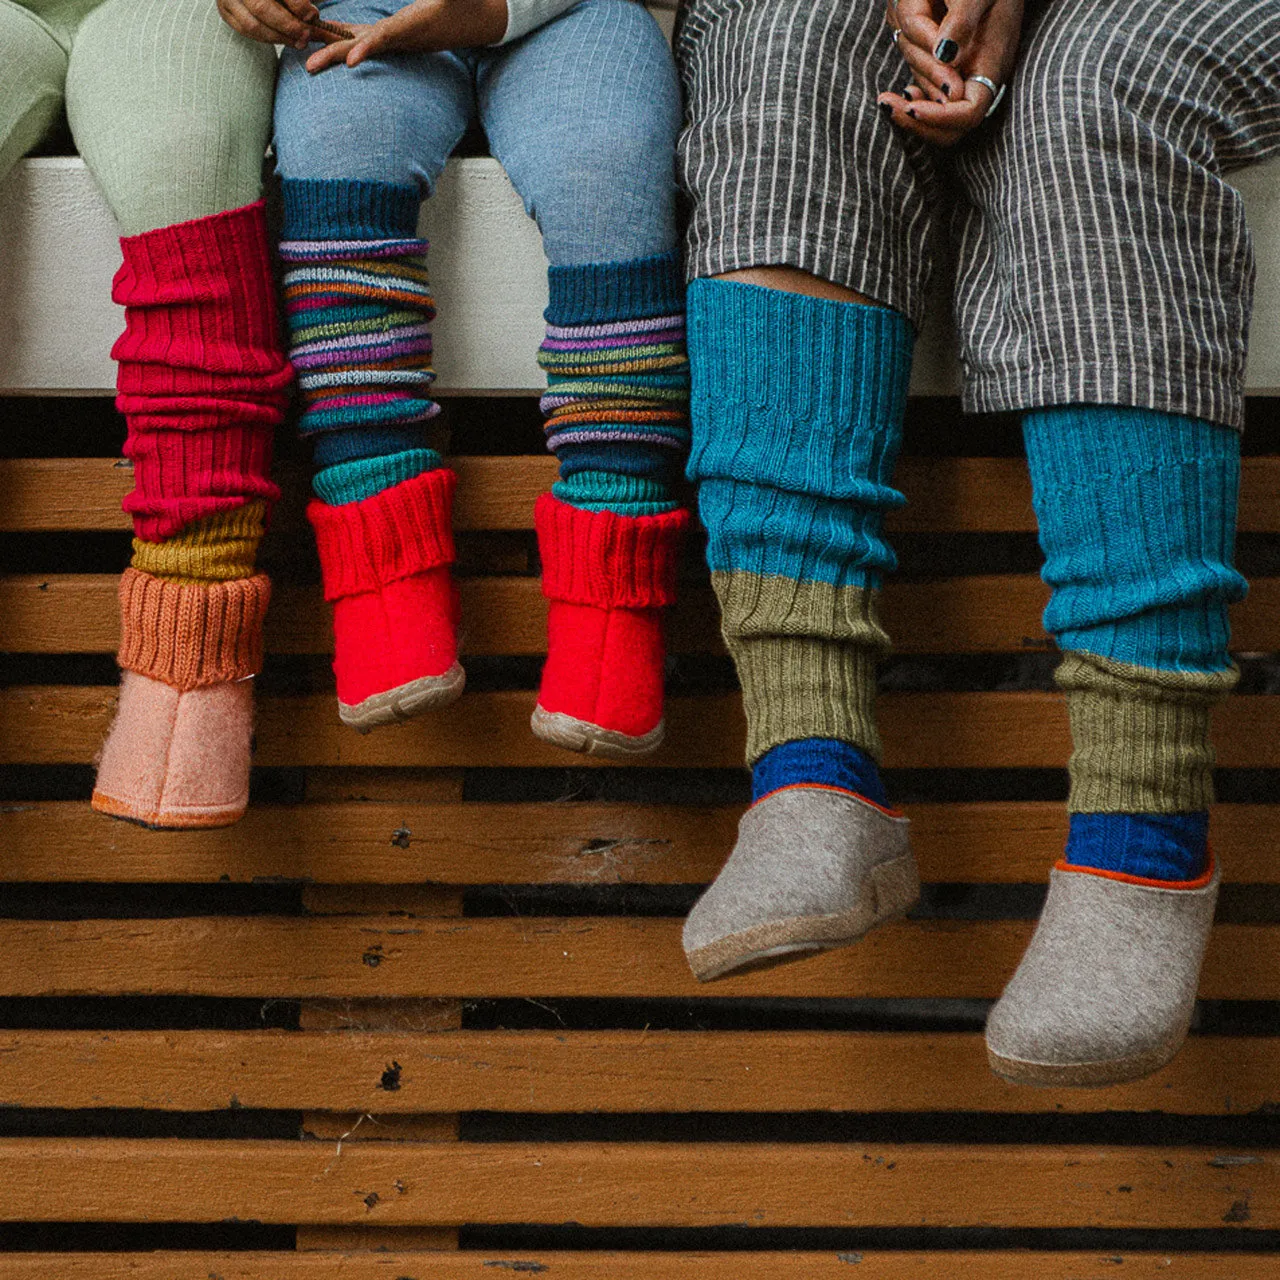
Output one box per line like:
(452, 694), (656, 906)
(878, 0), (1025, 147)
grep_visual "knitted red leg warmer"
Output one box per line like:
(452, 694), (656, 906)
(113, 201), (293, 542)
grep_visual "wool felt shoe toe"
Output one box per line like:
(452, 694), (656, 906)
(93, 671), (255, 829)
(683, 786), (918, 982)
(985, 860), (1220, 1087)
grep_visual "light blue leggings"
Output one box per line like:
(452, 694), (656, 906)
(273, 0), (680, 266)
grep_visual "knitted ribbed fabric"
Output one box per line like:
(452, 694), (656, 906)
(1026, 406), (1244, 882)
(535, 493), (685, 609)
(117, 567), (270, 690)
(751, 738), (891, 808)
(688, 279), (914, 765)
(112, 201), (291, 543)
(1056, 650), (1237, 813)
(280, 179), (443, 504)
(540, 251), (689, 517)
(308, 467), (456, 601)
(130, 500), (267, 585)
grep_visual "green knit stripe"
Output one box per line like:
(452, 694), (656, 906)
(1056, 650), (1239, 813)
(712, 571), (888, 764)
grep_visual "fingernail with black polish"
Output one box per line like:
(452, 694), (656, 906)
(941, 82), (951, 97)
(935, 37), (958, 62)
(879, 101), (894, 117)
(907, 108), (917, 118)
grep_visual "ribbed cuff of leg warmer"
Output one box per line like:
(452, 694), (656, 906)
(535, 493), (688, 609)
(117, 568), (270, 689)
(545, 250), (685, 326)
(730, 635), (882, 766)
(1057, 650), (1239, 812)
(308, 467), (456, 600)
(281, 179), (422, 244)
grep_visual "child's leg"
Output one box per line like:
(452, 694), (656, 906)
(0, 2), (67, 183)
(480, 0), (690, 755)
(274, 5), (472, 729)
(986, 407), (1244, 1085)
(65, 0), (289, 828)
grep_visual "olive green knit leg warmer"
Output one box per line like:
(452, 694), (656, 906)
(712, 572), (890, 765)
(1056, 650), (1239, 814)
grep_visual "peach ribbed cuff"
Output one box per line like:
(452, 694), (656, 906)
(117, 568), (271, 690)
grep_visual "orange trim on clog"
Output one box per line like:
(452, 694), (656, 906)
(1055, 847), (1216, 891)
(752, 782), (905, 819)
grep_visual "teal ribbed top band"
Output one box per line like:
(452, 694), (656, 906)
(1024, 405), (1245, 672)
(688, 279), (914, 588)
(314, 448), (443, 505)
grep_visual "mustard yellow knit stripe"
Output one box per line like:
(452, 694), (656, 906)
(130, 501), (267, 585)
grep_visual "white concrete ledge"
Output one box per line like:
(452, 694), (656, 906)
(1, 154), (1278, 395)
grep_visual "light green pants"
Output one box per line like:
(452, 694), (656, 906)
(1, 0), (277, 235)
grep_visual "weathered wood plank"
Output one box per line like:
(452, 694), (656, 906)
(5, 456), (1280, 533)
(10, 686), (1280, 769)
(0, 1254), (1275, 1279)
(0, 1255), (1273, 1280)
(0, 1139), (1275, 1228)
(9, 571), (1280, 657)
(0, 916), (1274, 999)
(2, 1030), (1277, 1115)
(4, 800), (1279, 885)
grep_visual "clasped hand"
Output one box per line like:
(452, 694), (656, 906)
(217, 0), (509, 71)
(878, 0), (1024, 146)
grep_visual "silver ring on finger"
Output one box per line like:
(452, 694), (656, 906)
(891, 26), (900, 43)
(970, 75), (1007, 120)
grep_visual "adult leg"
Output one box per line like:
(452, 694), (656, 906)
(480, 0), (690, 755)
(675, 0), (940, 980)
(68, 0), (290, 827)
(0, 2), (68, 184)
(953, 0), (1280, 1085)
(275, 3), (473, 729)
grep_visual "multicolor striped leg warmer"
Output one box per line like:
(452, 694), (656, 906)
(279, 179), (461, 728)
(1026, 406), (1247, 883)
(531, 252), (691, 755)
(539, 250), (689, 516)
(687, 279), (914, 805)
(95, 203), (289, 829)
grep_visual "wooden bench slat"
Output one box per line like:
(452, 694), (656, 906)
(9, 686), (1280, 769)
(0, 916), (1274, 1000)
(0, 1138), (1274, 1228)
(2, 1029), (1276, 1115)
(8, 572), (1280, 657)
(0, 1257), (1275, 1280)
(5, 800), (1280, 885)
(6, 456), (1280, 533)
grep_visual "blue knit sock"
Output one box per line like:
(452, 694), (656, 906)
(1064, 812), (1209, 881)
(751, 738), (890, 808)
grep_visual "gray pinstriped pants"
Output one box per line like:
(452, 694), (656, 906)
(676, 0), (1280, 429)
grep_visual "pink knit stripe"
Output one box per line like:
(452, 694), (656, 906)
(309, 467), (457, 600)
(535, 493), (688, 610)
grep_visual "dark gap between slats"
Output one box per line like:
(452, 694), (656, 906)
(0, 1224), (295, 1251)
(0, 998), (300, 1030)
(459, 1112), (1280, 1145)
(0, 1110), (301, 1139)
(461, 1226), (1280, 1253)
